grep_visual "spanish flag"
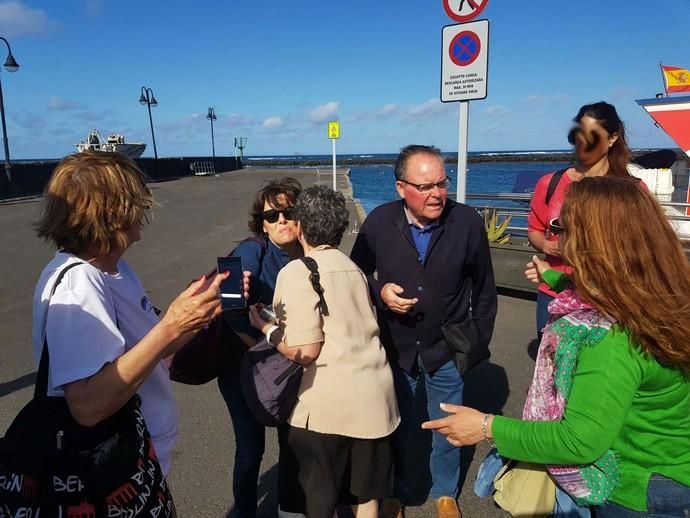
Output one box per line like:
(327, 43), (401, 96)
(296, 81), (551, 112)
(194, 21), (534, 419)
(662, 65), (690, 94)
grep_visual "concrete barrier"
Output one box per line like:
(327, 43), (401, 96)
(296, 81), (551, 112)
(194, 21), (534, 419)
(0, 156), (242, 200)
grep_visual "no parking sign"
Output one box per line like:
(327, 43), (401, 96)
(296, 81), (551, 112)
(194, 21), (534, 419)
(441, 19), (489, 102)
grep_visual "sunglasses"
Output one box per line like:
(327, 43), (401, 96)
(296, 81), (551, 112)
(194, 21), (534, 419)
(549, 217), (565, 235)
(262, 207), (296, 223)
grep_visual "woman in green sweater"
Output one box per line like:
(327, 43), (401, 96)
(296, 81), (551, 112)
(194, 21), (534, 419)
(423, 176), (690, 517)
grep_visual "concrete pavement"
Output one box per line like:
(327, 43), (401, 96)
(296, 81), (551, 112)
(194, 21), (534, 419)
(0, 167), (537, 517)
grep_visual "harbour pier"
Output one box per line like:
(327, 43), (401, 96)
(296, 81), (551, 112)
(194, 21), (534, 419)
(0, 167), (537, 517)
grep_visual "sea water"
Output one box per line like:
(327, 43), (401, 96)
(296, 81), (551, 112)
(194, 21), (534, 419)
(349, 161), (570, 235)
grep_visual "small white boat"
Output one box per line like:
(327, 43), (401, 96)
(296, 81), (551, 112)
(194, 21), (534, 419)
(76, 129), (146, 159)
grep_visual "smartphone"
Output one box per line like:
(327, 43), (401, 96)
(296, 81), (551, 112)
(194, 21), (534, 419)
(260, 304), (277, 324)
(217, 256), (246, 311)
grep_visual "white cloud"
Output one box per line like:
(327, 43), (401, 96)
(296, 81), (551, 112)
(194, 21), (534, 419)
(157, 113), (205, 132)
(262, 117), (283, 130)
(380, 103), (399, 116)
(0, 1), (54, 37)
(522, 94), (568, 107)
(483, 122), (504, 136)
(11, 109), (45, 129)
(47, 97), (85, 111)
(349, 103), (400, 122)
(219, 113), (255, 128)
(308, 101), (339, 123)
(406, 98), (450, 120)
(523, 94), (545, 105)
(84, 0), (104, 16)
(486, 105), (509, 118)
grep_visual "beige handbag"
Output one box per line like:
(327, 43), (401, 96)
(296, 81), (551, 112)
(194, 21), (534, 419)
(493, 460), (557, 517)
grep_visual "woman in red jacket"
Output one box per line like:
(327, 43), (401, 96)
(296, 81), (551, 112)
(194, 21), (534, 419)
(528, 101), (633, 339)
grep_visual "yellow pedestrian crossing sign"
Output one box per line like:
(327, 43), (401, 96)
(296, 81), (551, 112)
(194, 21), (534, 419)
(328, 121), (340, 139)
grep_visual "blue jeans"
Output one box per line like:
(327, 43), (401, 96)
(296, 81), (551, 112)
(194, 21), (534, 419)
(392, 357), (464, 502)
(218, 371), (266, 518)
(555, 487), (591, 517)
(595, 475), (690, 517)
(537, 291), (555, 340)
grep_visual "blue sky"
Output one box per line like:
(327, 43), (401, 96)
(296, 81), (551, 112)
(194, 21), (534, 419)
(1, 0), (690, 159)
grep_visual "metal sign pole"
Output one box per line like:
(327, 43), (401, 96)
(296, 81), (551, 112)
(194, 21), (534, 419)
(332, 138), (337, 191)
(456, 101), (469, 203)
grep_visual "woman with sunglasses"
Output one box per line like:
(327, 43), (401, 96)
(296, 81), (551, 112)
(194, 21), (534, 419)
(424, 176), (690, 517)
(217, 176), (304, 518)
(528, 102), (634, 340)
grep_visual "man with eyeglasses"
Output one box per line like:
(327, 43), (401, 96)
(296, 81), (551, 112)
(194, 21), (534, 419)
(351, 145), (497, 518)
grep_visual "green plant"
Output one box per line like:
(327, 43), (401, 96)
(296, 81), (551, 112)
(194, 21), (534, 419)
(483, 208), (512, 244)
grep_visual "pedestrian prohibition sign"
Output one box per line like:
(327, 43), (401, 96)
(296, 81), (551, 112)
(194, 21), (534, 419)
(449, 31), (481, 66)
(442, 0), (489, 23)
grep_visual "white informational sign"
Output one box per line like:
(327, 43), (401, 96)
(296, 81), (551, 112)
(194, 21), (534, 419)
(441, 19), (489, 103)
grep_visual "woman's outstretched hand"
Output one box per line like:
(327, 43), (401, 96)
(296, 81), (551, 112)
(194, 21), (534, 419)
(421, 403), (492, 448)
(163, 272), (228, 337)
(525, 255), (549, 284)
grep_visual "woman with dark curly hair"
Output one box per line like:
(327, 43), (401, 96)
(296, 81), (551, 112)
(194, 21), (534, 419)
(217, 176), (304, 518)
(249, 186), (400, 518)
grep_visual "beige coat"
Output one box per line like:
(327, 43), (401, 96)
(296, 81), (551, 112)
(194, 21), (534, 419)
(273, 246), (400, 438)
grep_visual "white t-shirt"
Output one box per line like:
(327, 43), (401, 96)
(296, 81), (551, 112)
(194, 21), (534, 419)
(32, 252), (178, 475)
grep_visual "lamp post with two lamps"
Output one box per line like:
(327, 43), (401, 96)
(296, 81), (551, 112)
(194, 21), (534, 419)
(138, 86), (158, 159)
(0, 36), (19, 182)
(206, 107), (217, 162)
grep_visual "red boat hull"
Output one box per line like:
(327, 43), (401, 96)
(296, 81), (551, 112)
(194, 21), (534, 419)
(637, 96), (690, 156)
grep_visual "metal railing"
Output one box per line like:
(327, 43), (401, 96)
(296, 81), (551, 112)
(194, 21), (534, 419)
(455, 192), (690, 222)
(191, 161), (216, 176)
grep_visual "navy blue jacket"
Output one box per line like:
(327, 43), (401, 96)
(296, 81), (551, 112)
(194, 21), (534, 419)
(350, 199), (497, 373)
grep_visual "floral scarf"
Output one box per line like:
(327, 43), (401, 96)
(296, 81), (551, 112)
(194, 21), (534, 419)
(522, 287), (620, 505)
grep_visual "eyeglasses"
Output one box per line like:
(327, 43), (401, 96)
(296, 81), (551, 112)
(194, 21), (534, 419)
(262, 207), (296, 223)
(398, 177), (451, 193)
(549, 217), (566, 235)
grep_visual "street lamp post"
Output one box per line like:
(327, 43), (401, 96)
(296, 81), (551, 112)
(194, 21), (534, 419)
(0, 36), (19, 183)
(206, 107), (217, 161)
(138, 86), (158, 159)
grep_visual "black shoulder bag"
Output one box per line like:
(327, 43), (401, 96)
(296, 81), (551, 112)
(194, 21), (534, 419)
(0, 262), (174, 516)
(240, 256), (328, 427)
(432, 277), (491, 375)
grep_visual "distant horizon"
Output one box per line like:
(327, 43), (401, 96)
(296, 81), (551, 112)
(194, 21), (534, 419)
(12, 145), (682, 163)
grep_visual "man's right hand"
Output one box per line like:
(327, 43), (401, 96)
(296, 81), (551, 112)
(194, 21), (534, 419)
(542, 239), (561, 257)
(381, 283), (418, 315)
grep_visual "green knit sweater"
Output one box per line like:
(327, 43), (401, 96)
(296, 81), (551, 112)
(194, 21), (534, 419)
(493, 324), (690, 511)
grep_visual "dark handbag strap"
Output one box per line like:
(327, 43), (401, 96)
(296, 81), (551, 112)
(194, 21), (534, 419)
(544, 168), (568, 206)
(35, 262), (85, 400)
(299, 256), (329, 317)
